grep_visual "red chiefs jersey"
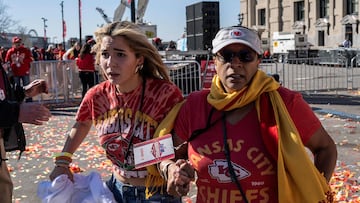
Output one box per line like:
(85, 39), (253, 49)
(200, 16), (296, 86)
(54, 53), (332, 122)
(76, 79), (183, 171)
(5, 46), (33, 76)
(174, 87), (321, 203)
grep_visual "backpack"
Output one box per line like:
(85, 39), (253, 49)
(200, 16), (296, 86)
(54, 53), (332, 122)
(3, 122), (26, 159)
(1, 67), (26, 159)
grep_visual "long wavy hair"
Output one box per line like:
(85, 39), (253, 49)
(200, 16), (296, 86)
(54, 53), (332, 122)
(93, 21), (170, 81)
(78, 43), (92, 60)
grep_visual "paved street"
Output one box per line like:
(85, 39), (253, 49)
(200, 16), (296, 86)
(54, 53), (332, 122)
(7, 93), (360, 203)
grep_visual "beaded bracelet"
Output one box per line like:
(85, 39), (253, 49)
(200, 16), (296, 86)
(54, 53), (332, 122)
(55, 163), (70, 168)
(54, 152), (73, 158)
(55, 156), (72, 163)
(159, 162), (173, 181)
(55, 159), (71, 165)
(54, 152), (73, 167)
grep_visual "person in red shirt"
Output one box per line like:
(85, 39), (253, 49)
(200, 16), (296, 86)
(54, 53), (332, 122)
(49, 21), (183, 203)
(75, 43), (95, 98)
(5, 37), (33, 102)
(159, 26), (337, 203)
(55, 43), (65, 61)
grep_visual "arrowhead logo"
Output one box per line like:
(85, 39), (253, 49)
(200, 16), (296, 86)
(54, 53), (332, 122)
(231, 30), (243, 38)
(208, 159), (250, 183)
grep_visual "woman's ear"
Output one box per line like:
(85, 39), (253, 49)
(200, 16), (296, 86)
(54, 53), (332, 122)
(137, 55), (144, 66)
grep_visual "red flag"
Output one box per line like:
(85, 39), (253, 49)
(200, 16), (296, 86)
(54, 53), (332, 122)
(63, 20), (67, 38)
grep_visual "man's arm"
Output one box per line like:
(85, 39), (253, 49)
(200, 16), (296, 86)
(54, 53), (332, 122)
(0, 99), (51, 127)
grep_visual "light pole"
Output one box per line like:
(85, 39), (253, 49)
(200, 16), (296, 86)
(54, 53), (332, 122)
(60, 1), (65, 48)
(238, 13), (244, 26)
(131, 0), (136, 23)
(41, 17), (48, 48)
(78, 0), (82, 45)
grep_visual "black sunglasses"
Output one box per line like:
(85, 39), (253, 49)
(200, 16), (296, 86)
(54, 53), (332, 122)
(216, 49), (257, 63)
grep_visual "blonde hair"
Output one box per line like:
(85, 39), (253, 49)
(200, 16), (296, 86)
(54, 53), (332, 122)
(93, 21), (170, 81)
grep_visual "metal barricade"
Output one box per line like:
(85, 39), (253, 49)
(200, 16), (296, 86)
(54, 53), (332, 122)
(30, 60), (82, 103)
(260, 57), (360, 92)
(28, 56), (359, 105)
(164, 60), (202, 96)
(29, 60), (203, 103)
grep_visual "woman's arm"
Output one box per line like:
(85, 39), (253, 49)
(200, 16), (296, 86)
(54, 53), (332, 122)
(49, 120), (92, 181)
(305, 126), (337, 182)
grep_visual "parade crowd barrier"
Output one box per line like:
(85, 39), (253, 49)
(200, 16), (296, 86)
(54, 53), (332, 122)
(29, 57), (360, 104)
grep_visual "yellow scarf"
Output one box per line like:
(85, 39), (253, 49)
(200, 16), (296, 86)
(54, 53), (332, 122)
(144, 100), (185, 198)
(148, 70), (333, 202)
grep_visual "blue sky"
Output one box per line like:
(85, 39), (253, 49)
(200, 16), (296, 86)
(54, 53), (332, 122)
(5, 0), (240, 43)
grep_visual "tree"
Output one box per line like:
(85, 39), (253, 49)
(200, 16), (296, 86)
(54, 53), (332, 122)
(0, 0), (18, 34)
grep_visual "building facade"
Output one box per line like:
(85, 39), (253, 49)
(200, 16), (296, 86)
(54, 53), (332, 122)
(240, 0), (360, 51)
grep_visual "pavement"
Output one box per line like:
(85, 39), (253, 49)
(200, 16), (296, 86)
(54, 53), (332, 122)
(6, 90), (360, 203)
(302, 90), (360, 121)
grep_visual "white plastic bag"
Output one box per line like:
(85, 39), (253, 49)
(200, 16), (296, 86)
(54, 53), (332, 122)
(37, 171), (116, 203)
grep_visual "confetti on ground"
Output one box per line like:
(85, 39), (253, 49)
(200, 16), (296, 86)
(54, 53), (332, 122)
(330, 162), (360, 202)
(6, 106), (360, 203)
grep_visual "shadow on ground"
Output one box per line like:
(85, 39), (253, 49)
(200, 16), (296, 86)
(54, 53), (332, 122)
(302, 93), (360, 105)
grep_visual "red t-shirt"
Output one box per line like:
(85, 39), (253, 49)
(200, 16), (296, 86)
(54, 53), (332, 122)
(76, 79), (183, 172)
(5, 46), (33, 76)
(76, 54), (95, 72)
(174, 87), (321, 203)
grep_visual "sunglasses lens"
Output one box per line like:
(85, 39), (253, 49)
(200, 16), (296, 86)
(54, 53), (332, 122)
(220, 50), (255, 63)
(221, 51), (233, 62)
(237, 50), (254, 62)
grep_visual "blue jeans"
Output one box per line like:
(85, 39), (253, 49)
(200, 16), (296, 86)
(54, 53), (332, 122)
(13, 75), (30, 88)
(13, 75), (32, 102)
(106, 174), (181, 203)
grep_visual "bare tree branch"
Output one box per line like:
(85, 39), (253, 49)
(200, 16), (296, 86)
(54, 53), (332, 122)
(0, 0), (19, 34)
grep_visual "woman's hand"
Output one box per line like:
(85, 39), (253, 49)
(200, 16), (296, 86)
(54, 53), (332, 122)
(166, 159), (195, 197)
(49, 165), (74, 182)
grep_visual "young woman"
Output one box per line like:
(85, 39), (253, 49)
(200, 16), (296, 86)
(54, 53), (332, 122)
(49, 21), (183, 203)
(75, 43), (95, 98)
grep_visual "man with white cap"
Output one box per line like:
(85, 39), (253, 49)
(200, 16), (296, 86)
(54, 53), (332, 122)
(156, 26), (337, 203)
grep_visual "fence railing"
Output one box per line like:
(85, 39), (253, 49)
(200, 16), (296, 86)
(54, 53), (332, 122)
(30, 60), (82, 103)
(28, 57), (359, 104)
(163, 60), (202, 96)
(259, 57), (360, 92)
(29, 60), (203, 103)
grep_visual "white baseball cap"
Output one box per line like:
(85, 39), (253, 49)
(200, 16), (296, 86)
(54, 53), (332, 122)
(212, 26), (263, 55)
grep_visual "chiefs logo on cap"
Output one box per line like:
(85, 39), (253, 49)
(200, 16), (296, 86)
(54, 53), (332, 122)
(230, 29), (243, 38)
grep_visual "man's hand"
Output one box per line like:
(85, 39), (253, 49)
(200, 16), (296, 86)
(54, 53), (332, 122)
(24, 79), (48, 97)
(18, 103), (51, 125)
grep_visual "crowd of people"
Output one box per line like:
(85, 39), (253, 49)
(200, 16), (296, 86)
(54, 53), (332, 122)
(0, 22), (338, 203)
(0, 36), (101, 102)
